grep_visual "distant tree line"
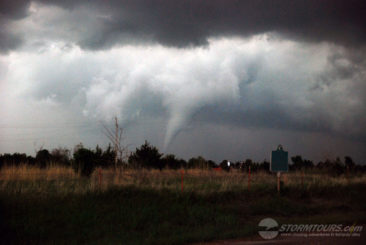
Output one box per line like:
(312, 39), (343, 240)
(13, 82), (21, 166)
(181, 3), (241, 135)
(0, 141), (365, 177)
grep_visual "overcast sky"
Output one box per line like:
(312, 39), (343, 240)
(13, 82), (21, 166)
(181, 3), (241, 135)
(0, 0), (365, 163)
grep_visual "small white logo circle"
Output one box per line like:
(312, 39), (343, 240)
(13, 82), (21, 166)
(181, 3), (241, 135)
(258, 218), (279, 240)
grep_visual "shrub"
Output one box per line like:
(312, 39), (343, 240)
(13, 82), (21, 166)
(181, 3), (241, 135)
(188, 156), (209, 169)
(36, 149), (51, 168)
(51, 147), (71, 166)
(73, 147), (96, 177)
(161, 154), (188, 169)
(128, 141), (163, 169)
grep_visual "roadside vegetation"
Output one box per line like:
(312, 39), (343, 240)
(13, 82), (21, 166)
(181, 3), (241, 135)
(0, 142), (365, 244)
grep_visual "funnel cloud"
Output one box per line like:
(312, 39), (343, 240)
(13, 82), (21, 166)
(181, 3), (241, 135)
(0, 0), (365, 163)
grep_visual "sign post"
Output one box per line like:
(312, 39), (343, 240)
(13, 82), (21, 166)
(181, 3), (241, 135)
(270, 145), (288, 194)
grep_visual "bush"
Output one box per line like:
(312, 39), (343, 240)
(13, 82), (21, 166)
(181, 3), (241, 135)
(73, 147), (96, 177)
(161, 154), (188, 169)
(94, 144), (116, 168)
(128, 141), (163, 169)
(219, 160), (230, 171)
(36, 149), (51, 168)
(51, 147), (71, 166)
(188, 156), (209, 169)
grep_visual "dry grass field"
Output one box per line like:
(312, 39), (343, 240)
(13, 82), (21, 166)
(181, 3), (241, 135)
(0, 166), (365, 244)
(1, 165), (365, 194)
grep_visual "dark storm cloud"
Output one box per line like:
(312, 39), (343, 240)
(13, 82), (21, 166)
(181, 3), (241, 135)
(0, 0), (30, 19)
(0, 0), (30, 53)
(0, 27), (22, 53)
(45, 0), (366, 48)
(1, 0), (366, 162)
(1, 0), (366, 51)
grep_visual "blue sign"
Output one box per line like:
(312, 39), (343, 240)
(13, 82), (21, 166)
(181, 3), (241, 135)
(270, 145), (288, 172)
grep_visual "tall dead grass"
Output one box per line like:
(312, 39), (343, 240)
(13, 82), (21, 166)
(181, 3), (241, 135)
(0, 164), (76, 181)
(0, 165), (365, 194)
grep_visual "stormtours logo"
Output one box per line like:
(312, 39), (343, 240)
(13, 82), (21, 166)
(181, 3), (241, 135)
(258, 218), (363, 240)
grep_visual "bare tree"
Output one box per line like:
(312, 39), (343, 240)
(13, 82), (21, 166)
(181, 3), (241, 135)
(102, 117), (129, 169)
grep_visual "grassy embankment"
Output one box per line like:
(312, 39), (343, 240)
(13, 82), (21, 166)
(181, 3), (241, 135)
(0, 166), (365, 244)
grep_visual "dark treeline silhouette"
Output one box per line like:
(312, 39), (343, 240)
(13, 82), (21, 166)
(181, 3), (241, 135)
(1, 142), (365, 177)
